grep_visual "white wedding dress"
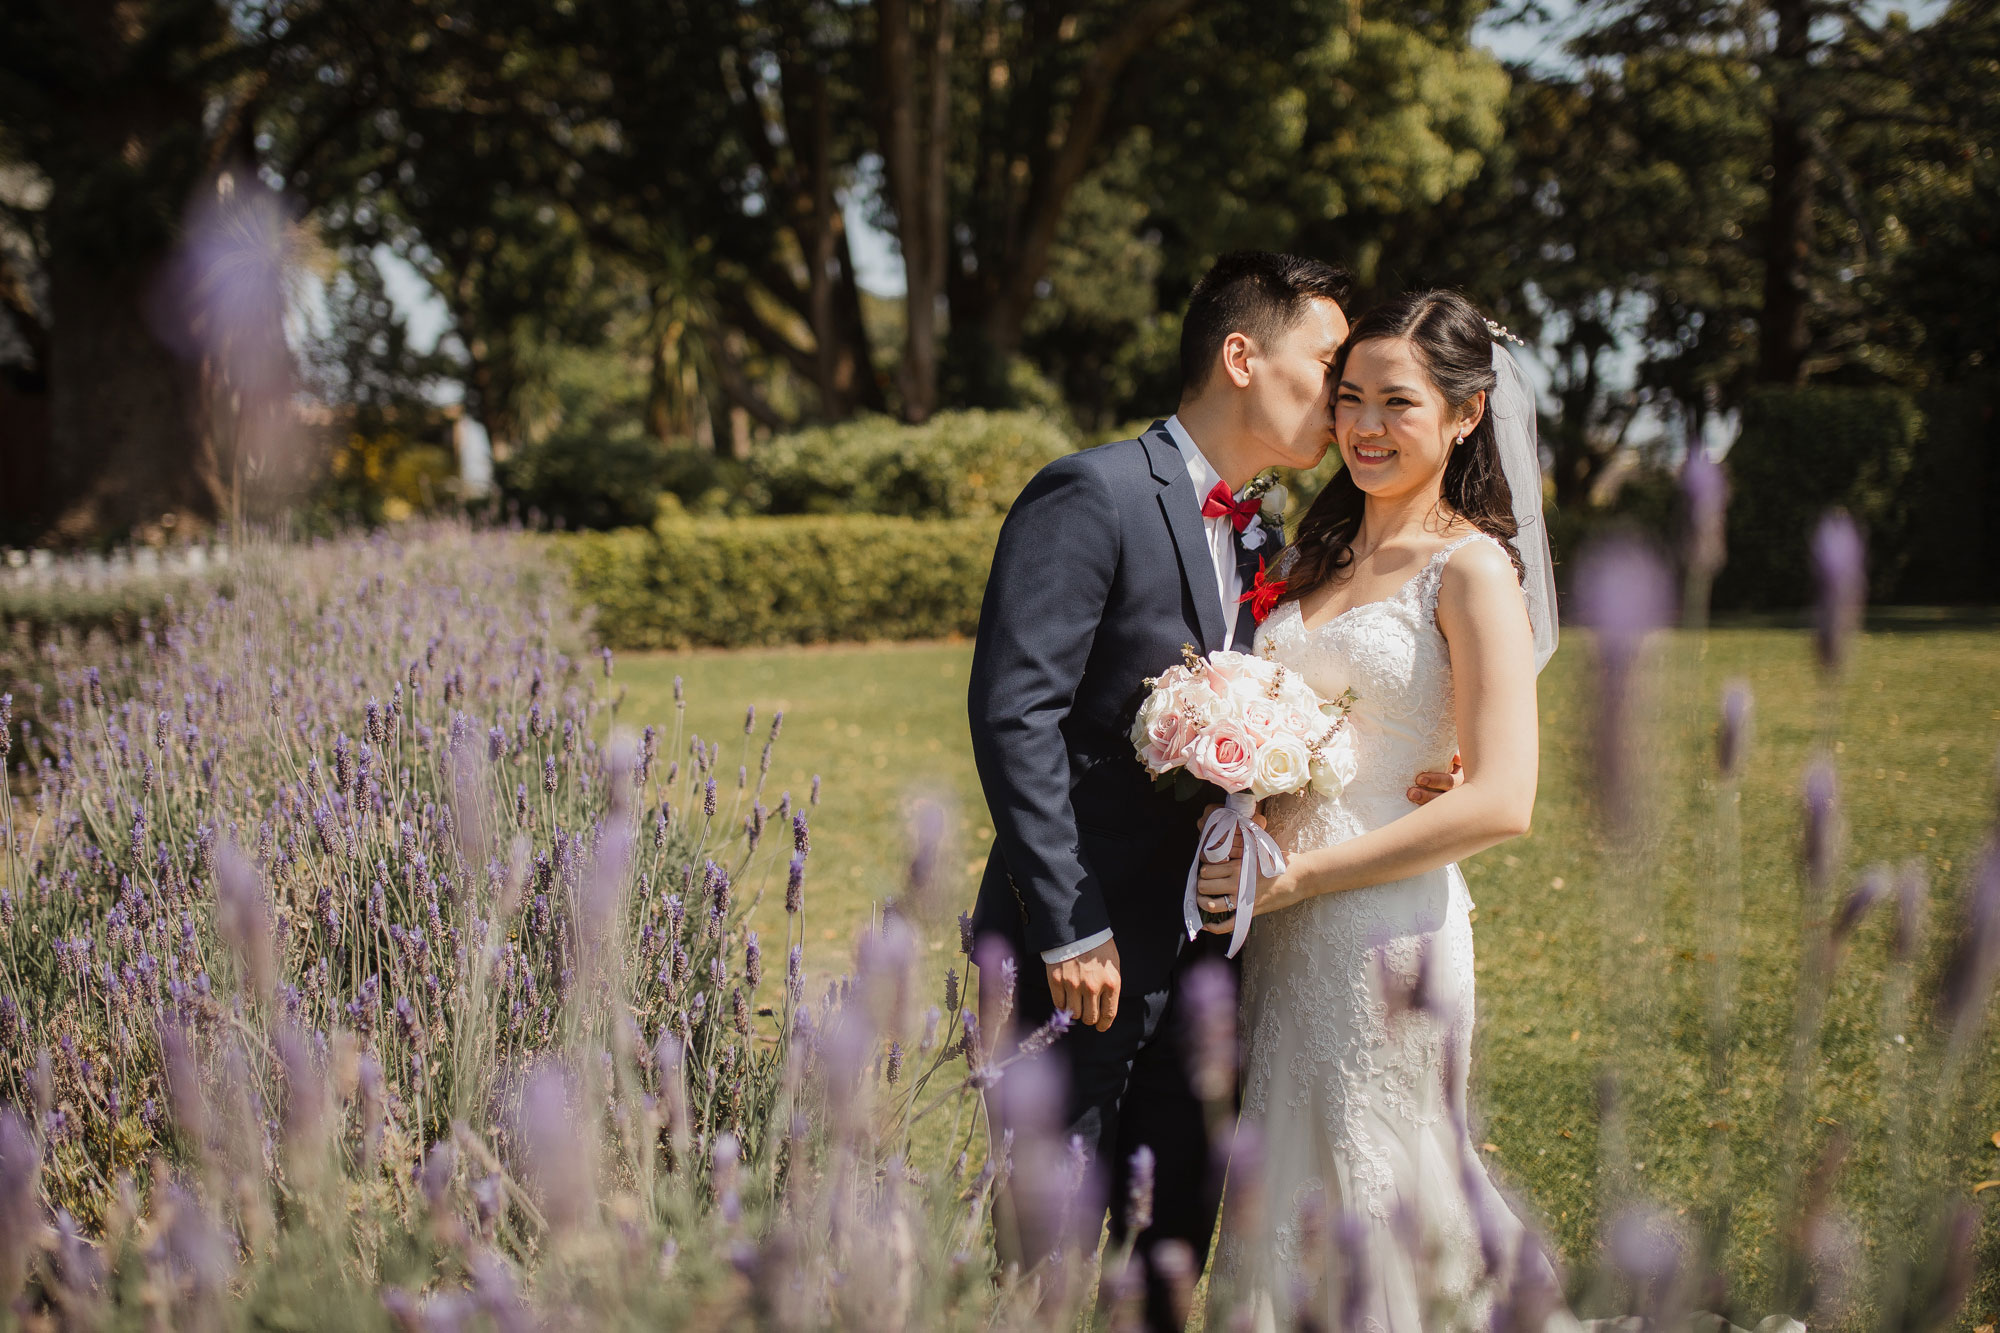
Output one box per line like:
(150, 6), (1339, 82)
(1209, 533), (1547, 1331)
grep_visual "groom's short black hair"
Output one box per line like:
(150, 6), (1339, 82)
(1179, 251), (1352, 397)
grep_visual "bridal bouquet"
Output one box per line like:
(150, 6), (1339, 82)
(1130, 647), (1358, 957)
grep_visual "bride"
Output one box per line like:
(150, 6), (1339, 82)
(1197, 289), (1562, 1330)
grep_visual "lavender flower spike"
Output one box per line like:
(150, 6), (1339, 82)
(1939, 842), (2000, 1031)
(1811, 509), (1866, 673)
(1125, 1144), (1156, 1233)
(1831, 865), (1892, 946)
(1181, 958), (1237, 1106)
(1717, 680), (1753, 781)
(1802, 759), (1839, 897)
(1680, 446), (1728, 578)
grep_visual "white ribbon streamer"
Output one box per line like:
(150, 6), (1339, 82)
(1182, 791), (1287, 959)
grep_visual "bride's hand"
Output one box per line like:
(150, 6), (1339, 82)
(1194, 811), (1275, 931)
(1196, 856), (1303, 928)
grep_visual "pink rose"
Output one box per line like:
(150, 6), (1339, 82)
(1184, 720), (1258, 793)
(1142, 706), (1199, 774)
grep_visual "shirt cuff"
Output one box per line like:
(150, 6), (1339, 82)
(1040, 928), (1114, 965)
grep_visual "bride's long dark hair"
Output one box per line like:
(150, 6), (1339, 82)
(1283, 289), (1524, 602)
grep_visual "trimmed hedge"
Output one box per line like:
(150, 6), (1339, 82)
(560, 514), (1005, 649)
(745, 409), (1074, 518)
(1715, 386), (1921, 610)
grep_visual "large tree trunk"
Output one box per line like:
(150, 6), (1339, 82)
(879, 0), (954, 422)
(1758, 0), (1816, 386)
(947, 0), (1196, 402)
(45, 242), (217, 542)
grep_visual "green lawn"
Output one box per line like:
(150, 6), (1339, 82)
(618, 624), (2000, 1328)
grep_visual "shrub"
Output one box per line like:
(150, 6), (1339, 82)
(560, 515), (1005, 650)
(745, 409), (1074, 518)
(1715, 386), (1921, 610)
(496, 418), (676, 531)
(0, 521), (1024, 1329)
(1890, 382), (1999, 604)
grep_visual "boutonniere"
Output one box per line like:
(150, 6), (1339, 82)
(1236, 474), (1288, 551)
(1238, 555), (1288, 624)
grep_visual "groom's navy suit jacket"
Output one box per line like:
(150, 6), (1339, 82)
(968, 420), (1261, 1328)
(967, 420), (1260, 985)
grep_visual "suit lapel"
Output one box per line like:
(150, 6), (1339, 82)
(1141, 422), (1228, 653)
(1232, 530), (1263, 649)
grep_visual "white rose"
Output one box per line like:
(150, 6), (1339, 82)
(1273, 702), (1318, 739)
(1310, 728), (1360, 797)
(1277, 675), (1322, 713)
(1131, 688), (1172, 755)
(1251, 733), (1313, 799)
(1238, 697), (1281, 741)
(1173, 681), (1224, 727)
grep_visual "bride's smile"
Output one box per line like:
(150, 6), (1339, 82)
(1334, 335), (1486, 499)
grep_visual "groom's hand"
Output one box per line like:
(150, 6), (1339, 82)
(1046, 938), (1122, 1032)
(1408, 753), (1464, 805)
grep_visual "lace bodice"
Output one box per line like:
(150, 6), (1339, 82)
(1254, 532), (1497, 846)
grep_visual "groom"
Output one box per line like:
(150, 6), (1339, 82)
(966, 251), (1460, 1328)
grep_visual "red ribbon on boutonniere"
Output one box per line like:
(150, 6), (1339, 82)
(1239, 555), (1287, 624)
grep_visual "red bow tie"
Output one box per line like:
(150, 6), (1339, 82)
(1201, 480), (1262, 532)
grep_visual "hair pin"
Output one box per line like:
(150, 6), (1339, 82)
(1484, 318), (1526, 347)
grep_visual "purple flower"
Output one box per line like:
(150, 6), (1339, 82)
(1181, 958), (1237, 1105)
(744, 932), (762, 989)
(905, 799), (945, 908)
(704, 779), (717, 818)
(1575, 537), (1675, 837)
(1375, 935), (1434, 1024)
(1803, 759), (1839, 897)
(510, 1063), (594, 1232)
(785, 853), (805, 914)
(214, 842), (274, 997)
(1125, 1144), (1155, 1234)
(1940, 842), (2000, 1032)
(1832, 865), (1891, 945)
(1151, 1238), (1197, 1328)
(792, 811), (810, 855)
(1013, 1009), (1072, 1061)
(1680, 447), (1728, 578)
(958, 911), (975, 957)
(1717, 680), (1753, 780)
(1811, 509), (1866, 673)
(419, 1139), (456, 1212)
(0, 1108), (40, 1307)
(1608, 1206), (1685, 1287)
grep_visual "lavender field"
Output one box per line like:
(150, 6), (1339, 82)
(0, 522), (1992, 1330)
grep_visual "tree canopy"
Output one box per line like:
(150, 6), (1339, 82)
(0, 0), (1992, 543)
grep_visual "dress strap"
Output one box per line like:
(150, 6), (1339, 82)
(1412, 532), (1505, 619)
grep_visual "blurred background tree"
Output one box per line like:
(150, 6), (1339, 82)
(0, 0), (1992, 604)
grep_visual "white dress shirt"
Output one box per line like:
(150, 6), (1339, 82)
(1165, 413), (1247, 651)
(1041, 415), (1250, 966)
